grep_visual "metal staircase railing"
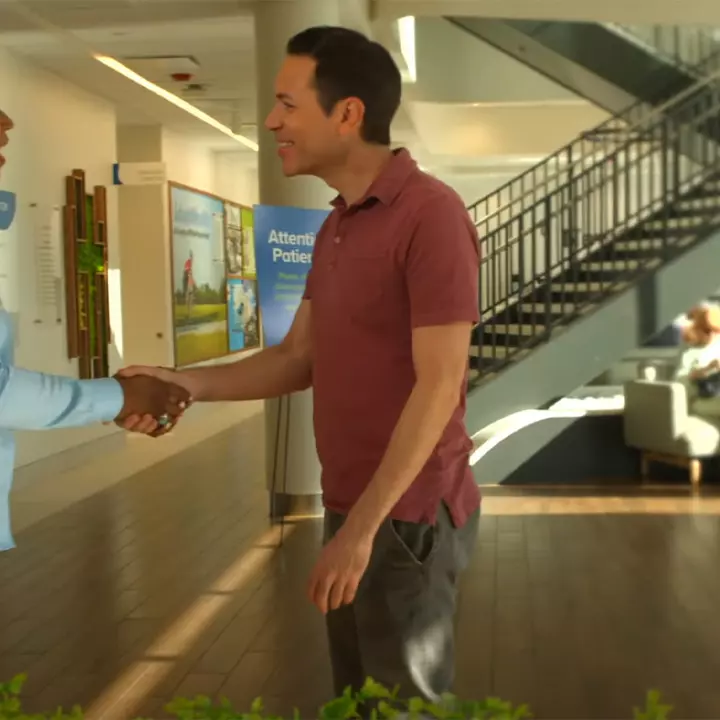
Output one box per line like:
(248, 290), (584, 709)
(469, 65), (720, 387)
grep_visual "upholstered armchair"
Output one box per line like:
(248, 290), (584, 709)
(623, 377), (720, 484)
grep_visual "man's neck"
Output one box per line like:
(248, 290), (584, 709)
(324, 145), (394, 207)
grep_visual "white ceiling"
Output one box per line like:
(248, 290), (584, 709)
(0, 0), (651, 177)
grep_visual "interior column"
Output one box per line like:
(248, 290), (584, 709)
(254, 0), (340, 518)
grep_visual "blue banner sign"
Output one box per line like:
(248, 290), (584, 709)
(0, 190), (16, 231)
(254, 204), (329, 347)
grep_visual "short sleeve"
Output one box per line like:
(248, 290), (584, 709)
(303, 213), (334, 301)
(405, 192), (480, 328)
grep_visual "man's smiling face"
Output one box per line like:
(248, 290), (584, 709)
(0, 110), (14, 178)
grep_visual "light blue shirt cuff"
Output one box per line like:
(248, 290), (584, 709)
(77, 377), (125, 423)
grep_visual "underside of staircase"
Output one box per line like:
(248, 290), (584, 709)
(446, 19), (709, 115)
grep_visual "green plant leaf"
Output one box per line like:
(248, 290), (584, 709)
(250, 698), (264, 714)
(0, 673), (670, 720)
(318, 693), (358, 720)
(8, 674), (27, 695)
(634, 690), (673, 720)
(358, 678), (395, 701)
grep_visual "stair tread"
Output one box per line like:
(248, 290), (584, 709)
(483, 323), (544, 335)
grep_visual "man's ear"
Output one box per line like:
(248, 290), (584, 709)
(337, 97), (365, 136)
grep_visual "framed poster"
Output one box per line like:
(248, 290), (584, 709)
(224, 201), (260, 352)
(240, 207), (256, 278)
(227, 277), (260, 351)
(224, 201), (243, 276)
(169, 183), (228, 367)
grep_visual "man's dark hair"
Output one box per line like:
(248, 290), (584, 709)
(287, 26), (401, 146)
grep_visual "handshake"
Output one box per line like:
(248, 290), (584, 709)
(112, 366), (194, 437)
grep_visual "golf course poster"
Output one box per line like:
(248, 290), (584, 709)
(169, 183), (228, 366)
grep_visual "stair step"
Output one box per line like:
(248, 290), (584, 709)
(642, 215), (710, 232)
(551, 281), (616, 293)
(611, 234), (695, 254)
(691, 182), (720, 198)
(483, 323), (543, 336)
(580, 260), (643, 272)
(614, 238), (664, 252)
(470, 344), (511, 359)
(520, 302), (576, 314)
(674, 198), (718, 211)
(480, 297), (518, 322)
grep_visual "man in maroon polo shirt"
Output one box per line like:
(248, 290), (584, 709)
(119, 26), (480, 703)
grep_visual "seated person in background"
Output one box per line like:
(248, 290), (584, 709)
(674, 304), (720, 418)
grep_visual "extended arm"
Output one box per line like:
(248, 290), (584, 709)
(117, 299), (314, 437)
(0, 363), (123, 430)
(0, 363), (189, 433)
(176, 299), (313, 402)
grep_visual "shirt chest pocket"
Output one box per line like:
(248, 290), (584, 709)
(334, 243), (395, 321)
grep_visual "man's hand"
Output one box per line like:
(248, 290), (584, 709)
(307, 524), (374, 614)
(114, 374), (190, 437)
(113, 366), (195, 436)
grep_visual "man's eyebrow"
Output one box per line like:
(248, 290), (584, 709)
(276, 92), (294, 102)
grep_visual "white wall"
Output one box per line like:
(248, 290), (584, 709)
(0, 46), (125, 467)
(162, 130), (216, 192)
(434, 167), (533, 207)
(162, 133), (259, 206)
(215, 151), (259, 207)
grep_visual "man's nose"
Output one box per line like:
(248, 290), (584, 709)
(265, 107), (280, 131)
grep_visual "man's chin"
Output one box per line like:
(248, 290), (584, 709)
(281, 162), (304, 178)
(280, 157), (316, 179)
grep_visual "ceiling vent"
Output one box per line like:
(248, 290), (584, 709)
(122, 55), (200, 81)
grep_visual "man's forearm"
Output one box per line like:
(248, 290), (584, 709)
(343, 379), (460, 538)
(179, 344), (312, 402)
(0, 365), (123, 431)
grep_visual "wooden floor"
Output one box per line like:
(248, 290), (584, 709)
(3, 418), (720, 718)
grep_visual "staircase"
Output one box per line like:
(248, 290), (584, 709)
(464, 63), (720, 442)
(447, 19), (719, 116)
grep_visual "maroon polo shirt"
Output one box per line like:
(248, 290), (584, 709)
(304, 149), (480, 528)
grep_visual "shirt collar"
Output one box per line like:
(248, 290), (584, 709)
(331, 148), (417, 210)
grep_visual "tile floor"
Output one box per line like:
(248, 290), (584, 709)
(3, 415), (720, 718)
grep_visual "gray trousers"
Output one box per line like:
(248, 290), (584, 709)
(324, 502), (479, 704)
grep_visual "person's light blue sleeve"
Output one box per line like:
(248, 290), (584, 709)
(0, 362), (124, 430)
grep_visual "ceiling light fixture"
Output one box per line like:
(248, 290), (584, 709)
(94, 54), (259, 152)
(397, 16), (417, 83)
